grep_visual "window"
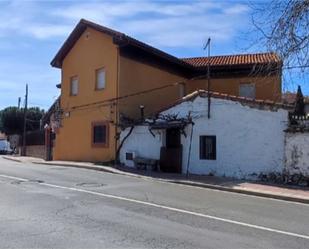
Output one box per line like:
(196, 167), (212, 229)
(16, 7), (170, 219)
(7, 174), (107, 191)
(70, 76), (78, 96)
(126, 152), (134, 161)
(92, 122), (108, 147)
(96, 68), (106, 90)
(239, 83), (255, 99)
(200, 136), (216, 160)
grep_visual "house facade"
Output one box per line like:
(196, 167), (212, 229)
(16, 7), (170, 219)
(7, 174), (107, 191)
(119, 90), (291, 179)
(51, 19), (283, 162)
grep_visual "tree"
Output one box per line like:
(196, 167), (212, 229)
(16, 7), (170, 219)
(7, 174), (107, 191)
(26, 107), (45, 132)
(0, 107), (45, 135)
(251, 0), (309, 71)
(294, 85), (305, 115)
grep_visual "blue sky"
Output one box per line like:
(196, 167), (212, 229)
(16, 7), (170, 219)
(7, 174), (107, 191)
(0, 0), (307, 110)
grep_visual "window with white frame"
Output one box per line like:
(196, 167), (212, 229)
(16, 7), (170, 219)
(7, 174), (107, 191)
(70, 76), (78, 96)
(239, 83), (255, 99)
(96, 68), (106, 90)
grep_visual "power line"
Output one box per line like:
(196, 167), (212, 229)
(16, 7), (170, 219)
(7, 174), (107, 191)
(283, 65), (309, 70)
(64, 75), (283, 116)
(68, 80), (186, 112)
(61, 62), (299, 116)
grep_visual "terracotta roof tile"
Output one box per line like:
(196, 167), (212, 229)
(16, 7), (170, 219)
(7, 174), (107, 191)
(182, 52), (281, 67)
(155, 90), (292, 115)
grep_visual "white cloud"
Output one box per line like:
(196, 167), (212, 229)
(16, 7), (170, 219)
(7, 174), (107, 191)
(0, 0), (249, 45)
(53, 1), (218, 20)
(51, 0), (249, 47)
(224, 4), (250, 15)
(0, 1), (72, 40)
(25, 24), (72, 39)
(0, 60), (60, 110)
(0, 0), (251, 109)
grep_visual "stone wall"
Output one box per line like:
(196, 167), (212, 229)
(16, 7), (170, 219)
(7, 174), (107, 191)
(25, 145), (45, 159)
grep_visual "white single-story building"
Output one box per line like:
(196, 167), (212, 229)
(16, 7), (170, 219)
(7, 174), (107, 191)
(119, 90), (309, 180)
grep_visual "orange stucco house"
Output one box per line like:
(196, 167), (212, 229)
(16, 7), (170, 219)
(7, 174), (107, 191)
(51, 19), (282, 162)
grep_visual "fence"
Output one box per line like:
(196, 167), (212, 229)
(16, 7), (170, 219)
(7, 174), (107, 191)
(19, 130), (45, 146)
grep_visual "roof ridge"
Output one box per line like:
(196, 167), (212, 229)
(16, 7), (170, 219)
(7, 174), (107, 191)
(181, 52), (279, 60)
(80, 18), (125, 37)
(155, 89), (292, 115)
(195, 89), (292, 108)
(52, 18), (193, 69)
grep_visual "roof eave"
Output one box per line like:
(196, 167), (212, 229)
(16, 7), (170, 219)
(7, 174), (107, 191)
(51, 20), (88, 68)
(51, 19), (195, 71)
(113, 34), (195, 71)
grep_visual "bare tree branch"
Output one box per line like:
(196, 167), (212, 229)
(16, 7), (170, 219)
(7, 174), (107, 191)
(251, 0), (309, 71)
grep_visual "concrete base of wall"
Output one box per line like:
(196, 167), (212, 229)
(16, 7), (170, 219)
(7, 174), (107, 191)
(23, 145), (45, 159)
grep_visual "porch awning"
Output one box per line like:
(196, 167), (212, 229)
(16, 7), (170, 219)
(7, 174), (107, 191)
(149, 121), (189, 130)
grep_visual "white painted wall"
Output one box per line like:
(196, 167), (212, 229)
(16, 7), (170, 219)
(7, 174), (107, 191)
(119, 126), (163, 167)
(162, 96), (288, 179)
(119, 96), (289, 179)
(285, 132), (309, 176)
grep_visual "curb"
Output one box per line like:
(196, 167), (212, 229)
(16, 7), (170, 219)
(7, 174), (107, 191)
(168, 180), (309, 205)
(3, 157), (309, 205)
(2, 156), (22, 163)
(32, 161), (118, 175)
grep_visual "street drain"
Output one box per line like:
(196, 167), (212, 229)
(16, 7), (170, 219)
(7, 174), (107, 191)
(76, 182), (105, 187)
(11, 180), (25, 185)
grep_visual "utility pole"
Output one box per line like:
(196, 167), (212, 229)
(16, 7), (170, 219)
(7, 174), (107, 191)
(204, 38), (211, 119)
(17, 97), (21, 109)
(21, 84), (28, 156)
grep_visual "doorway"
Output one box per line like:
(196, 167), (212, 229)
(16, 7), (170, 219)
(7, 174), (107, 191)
(160, 128), (182, 173)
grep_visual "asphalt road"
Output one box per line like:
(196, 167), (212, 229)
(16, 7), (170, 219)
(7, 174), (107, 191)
(0, 156), (309, 249)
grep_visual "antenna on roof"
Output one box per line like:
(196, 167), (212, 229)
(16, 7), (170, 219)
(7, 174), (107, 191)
(204, 38), (211, 119)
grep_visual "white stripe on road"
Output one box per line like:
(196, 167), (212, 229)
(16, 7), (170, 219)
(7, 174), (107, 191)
(0, 174), (29, 182)
(1, 173), (309, 240)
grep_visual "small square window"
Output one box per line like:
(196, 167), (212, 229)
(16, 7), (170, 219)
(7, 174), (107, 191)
(92, 122), (108, 147)
(126, 152), (134, 161)
(96, 68), (106, 90)
(200, 135), (216, 160)
(70, 76), (78, 96)
(239, 83), (255, 99)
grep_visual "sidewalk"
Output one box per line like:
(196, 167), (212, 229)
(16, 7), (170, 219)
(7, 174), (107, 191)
(2, 155), (309, 204)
